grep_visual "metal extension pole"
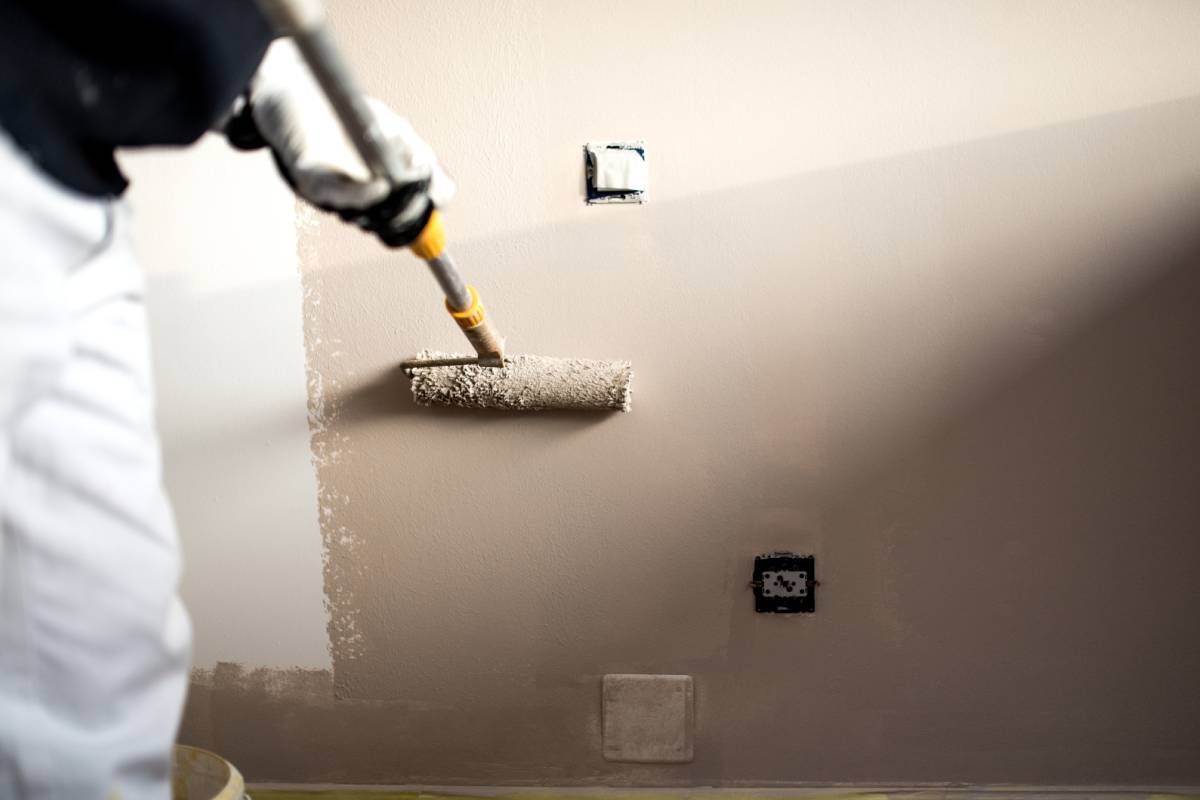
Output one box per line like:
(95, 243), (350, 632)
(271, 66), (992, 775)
(255, 0), (474, 313)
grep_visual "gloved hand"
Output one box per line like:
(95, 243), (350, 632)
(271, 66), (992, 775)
(227, 38), (455, 248)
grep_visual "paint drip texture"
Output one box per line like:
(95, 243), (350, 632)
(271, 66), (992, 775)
(406, 351), (633, 411)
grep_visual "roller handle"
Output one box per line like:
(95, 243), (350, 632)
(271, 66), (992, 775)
(410, 214), (506, 363)
(255, 0), (506, 363)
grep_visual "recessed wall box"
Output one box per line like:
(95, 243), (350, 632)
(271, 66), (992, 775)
(752, 552), (816, 614)
(585, 142), (646, 204)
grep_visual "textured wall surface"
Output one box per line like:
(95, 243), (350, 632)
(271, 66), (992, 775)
(181, 0), (1200, 786)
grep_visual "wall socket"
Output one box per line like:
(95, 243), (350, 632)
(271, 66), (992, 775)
(753, 552), (816, 613)
(761, 570), (808, 598)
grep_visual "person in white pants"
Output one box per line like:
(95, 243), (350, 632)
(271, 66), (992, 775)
(0, 21), (453, 800)
(0, 131), (191, 799)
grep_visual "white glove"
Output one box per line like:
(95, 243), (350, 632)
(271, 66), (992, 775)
(241, 38), (455, 245)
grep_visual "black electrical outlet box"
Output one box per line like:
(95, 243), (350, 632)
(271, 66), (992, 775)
(752, 552), (815, 614)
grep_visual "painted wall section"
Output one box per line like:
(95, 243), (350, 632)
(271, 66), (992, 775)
(187, 0), (1200, 786)
(120, 138), (330, 671)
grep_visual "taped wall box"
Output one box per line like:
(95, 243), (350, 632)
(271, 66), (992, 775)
(585, 141), (647, 204)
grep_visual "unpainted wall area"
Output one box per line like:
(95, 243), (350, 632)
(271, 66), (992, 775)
(122, 139), (330, 671)
(184, 0), (1200, 785)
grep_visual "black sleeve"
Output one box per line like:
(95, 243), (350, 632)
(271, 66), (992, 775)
(0, 0), (274, 196)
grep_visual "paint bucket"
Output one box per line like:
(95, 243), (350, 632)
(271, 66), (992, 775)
(171, 745), (246, 800)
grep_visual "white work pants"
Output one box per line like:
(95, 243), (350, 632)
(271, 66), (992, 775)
(0, 132), (190, 799)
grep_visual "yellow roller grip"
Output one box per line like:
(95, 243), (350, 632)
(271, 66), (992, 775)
(410, 209), (447, 261)
(446, 285), (487, 330)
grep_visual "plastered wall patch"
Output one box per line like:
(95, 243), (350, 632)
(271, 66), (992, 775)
(602, 674), (694, 763)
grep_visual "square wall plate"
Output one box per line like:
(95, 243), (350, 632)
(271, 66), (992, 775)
(602, 674), (693, 762)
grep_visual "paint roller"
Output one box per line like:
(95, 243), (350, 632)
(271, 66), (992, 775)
(255, 0), (633, 412)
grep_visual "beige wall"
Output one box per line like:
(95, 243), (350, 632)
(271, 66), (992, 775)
(182, 0), (1200, 786)
(122, 139), (331, 671)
